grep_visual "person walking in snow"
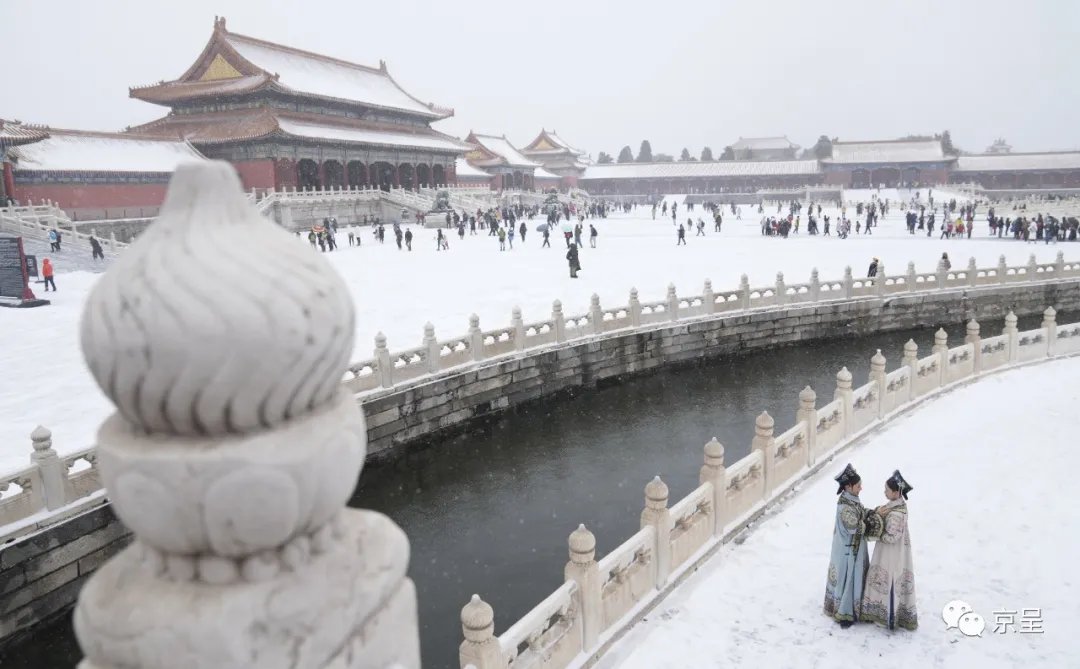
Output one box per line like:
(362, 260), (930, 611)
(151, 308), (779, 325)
(395, 227), (403, 250)
(89, 236), (104, 261)
(677, 223), (686, 246)
(867, 257), (879, 278)
(589, 224), (598, 248)
(507, 225), (515, 249)
(696, 219), (705, 236)
(542, 227), (551, 248)
(404, 228), (413, 251)
(519, 221), (527, 243)
(41, 258), (56, 292)
(497, 226), (506, 251)
(566, 243), (581, 278)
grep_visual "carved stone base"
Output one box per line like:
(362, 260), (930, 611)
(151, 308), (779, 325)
(74, 509), (420, 669)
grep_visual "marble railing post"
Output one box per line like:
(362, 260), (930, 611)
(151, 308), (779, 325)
(797, 387), (817, 466)
(842, 266), (854, 299)
(469, 314), (485, 361)
(936, 258), (948, 288)
(809, 268), (820, 302)
(702, 279), (715, 314)
(967, 257), (978, 288)
(666, 284), (679, 321)
(590, 294), (604, 335)
(564, 525), (601, 652)
(906, 262), (917, 292)
(424, 323), (441, 373)
(875, 263), (887, 297)
(30, 425), (65, 511)
(1043, 307), (1057, 356)
(553, 300), (567, 342)
(834, 367), (854, 437)
(998, 255), (1008, 284)
(869, 350), (886, 418)
(933, 328), (949, 386)
(738, 274), (750, 309)
(774, 273), (786, 306)
(459, 595), (502, 669)
(629, 288), (642, 327)
(1055, 251), (1065, 279)
(752, 411), (775, 496)
(699, 438), (727, 537)
(965, 320), (982, 372)
(1027, 254), (1038, 280)
(512, 307), (526, 351)
(73, 161), (419, 668)
(1004, 310), (1019, 361)
(376, 332), (394, 388)
(640, 476), (671, 587)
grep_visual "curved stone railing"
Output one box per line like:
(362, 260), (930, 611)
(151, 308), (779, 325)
(3, 252), (1079, 537)
(1, 205), (129, 253)
(345, 251), (1080, 394)
(457, 307), (1080, 669)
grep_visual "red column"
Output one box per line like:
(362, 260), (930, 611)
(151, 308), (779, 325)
(2, 162), (15, 203)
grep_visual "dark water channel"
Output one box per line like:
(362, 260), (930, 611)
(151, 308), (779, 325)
(4, 315), (1046, 668)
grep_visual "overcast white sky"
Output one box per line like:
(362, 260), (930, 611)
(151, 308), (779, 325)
(6, 0), (1079, 157)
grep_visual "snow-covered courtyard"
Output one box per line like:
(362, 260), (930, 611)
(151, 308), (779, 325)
(1, 191), (1073, 473)
(595, 357), (1079, 669)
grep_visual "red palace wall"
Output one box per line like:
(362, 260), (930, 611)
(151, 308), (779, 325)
(274, 159), (298, 189)
(11, 182), (168, 217)
(823, 171), (850, 186)
(231, 159), (277, 190)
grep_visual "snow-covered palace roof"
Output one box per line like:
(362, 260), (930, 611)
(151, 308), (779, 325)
(455, 158), (492, 179)
(12, 129), (205, 173)
(580, 160), (821, 180)
(534, 166), (561, 180)
(827, 139), (946, 164)
(130, 17), (452, 120)
(955, 152), (1080, 173)
(465, 133), (539, 169)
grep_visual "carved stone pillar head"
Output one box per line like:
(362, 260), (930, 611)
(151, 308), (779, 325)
(74, 161), (419, 669)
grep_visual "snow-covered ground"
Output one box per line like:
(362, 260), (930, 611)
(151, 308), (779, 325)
(1, 196), (1071, 473)
(596, 357), (1080, 669)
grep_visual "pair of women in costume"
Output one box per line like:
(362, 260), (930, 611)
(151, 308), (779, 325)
(823, 464), (917, 631)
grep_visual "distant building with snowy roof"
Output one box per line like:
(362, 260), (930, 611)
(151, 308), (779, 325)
(127, 17), (469, 192)
(1, 120), (205, 218)
(951, 152), (1080, 188)
(729, 136), (800, 161)
(521, 130), (591, 186)
(579, 159), (822, 195)
(820, 139), (954, 188)
(463, 132), (540, 190)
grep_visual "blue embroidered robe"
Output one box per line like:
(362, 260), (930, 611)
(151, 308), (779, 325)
(823, 491), (882, 622)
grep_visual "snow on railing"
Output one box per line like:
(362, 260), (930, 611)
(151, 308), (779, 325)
(344, 252), (1079, 394)
(456, 306), (1080, 669)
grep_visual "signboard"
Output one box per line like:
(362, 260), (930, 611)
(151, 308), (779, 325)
(24, 254), (38, 278)
(0, 236), (31, 299)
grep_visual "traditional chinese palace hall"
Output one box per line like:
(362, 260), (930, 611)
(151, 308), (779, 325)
(129, 17), (468, 192)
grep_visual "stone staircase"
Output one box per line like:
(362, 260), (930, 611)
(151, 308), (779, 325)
(0, 205), (127, 258)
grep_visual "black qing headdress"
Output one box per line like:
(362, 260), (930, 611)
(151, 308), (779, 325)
(888, 469), (913, 499)
(834, 463), (860, 494)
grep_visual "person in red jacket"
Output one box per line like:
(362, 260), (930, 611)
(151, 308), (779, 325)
(42, 258), (56, 292)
